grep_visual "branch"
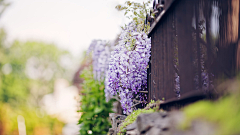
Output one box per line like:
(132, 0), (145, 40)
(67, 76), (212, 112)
(131, 102), (141, 108)
(133, 99), (148, 103)
(139, 91), (148, 93)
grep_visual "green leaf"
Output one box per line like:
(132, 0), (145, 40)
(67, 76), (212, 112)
(83, 112), (94, 119)
(94, 107), (103, 114)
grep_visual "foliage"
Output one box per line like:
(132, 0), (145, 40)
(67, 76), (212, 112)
(118, 107), (155, 135)
(78, 67), (115, 135)
(115, 0), (152, 32)
(0, 102), (64, 135)
(182, 80), (240, 135)
(0, 34), (71, 106)
(0, 28), (71, 133)
(145, 99), (161, 109)
(117, 100), (162, 134)
(0, 2), (74, 134)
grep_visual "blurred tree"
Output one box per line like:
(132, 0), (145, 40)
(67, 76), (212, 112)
(11, 40), (71, 105)
(0, 1), (69, 134)
(0, 34), (72, 106)
(0, 28), (71, 134)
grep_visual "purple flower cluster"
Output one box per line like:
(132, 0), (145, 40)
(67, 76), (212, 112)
(88, 40), (112, 82)
(86, 40), (98, 56)
(87, 40), (116, 101)
(105, 22), (151, 114)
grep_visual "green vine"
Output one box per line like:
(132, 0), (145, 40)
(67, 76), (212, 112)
(116, 0), (152, 33)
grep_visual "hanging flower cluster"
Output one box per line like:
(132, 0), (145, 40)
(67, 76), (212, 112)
(86, 40), (98, 56)
(105, 22), (151, 114)
(85, 0), (152, 114)
(87, 40), (112, 82)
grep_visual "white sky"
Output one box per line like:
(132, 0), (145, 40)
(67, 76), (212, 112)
(0, 0), (145, 57)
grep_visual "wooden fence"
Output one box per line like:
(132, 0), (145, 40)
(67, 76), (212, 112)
(147, 0), (240, 105)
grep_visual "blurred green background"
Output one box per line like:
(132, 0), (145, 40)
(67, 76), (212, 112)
(0, 0), (78, 134)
